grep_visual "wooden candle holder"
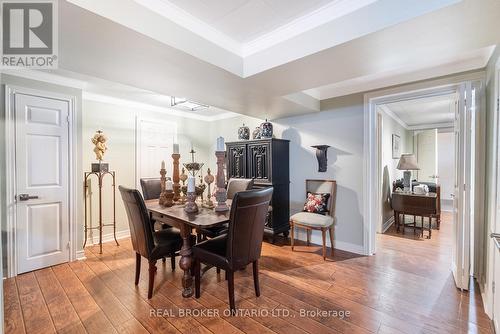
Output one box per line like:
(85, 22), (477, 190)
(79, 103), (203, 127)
(159, 168), (168, 206)
(214, 151), (229, 212)
(172, 153), (181, 201)
(184, 192), (198, 213)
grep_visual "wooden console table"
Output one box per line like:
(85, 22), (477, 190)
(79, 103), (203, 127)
(392, 192), (438, 238)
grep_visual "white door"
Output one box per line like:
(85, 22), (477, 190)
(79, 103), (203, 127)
(492, 67), (500, 332)
(416, 129), (438, 182)
(137, 119), (177, 188)
(451, 82), (473, 290)
(15, 93), (70, 274)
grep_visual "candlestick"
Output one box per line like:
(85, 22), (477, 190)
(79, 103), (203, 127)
(184, 191), (198, 213)
(164, 190), (174, 207)
(187, 175), (195, 193)
(179, 168), (188, 203)
(159, 167), (168, 206)
(172, 153), (181, 201)
(161, 160), (165, 170)
(214, 151), (229, 212)
(203, 168), (215, 209)
(216, 137), (225, 151)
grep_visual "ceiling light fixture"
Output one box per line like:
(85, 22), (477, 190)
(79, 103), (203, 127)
(171, 97), (209, 111)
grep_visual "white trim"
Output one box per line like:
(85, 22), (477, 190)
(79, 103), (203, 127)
(378, 104), (409, 129)
(83, 92), (239, 122)
(84, 229), (130, 246)
(1, 69), (87, 89)
(363, 71), (486, 256)
(76, 250), (86, 261)
(407, 122), (455, 131)
(4, 85), (78, 277)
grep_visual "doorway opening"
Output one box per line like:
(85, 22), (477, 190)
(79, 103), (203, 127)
(364, 75), (486, 291)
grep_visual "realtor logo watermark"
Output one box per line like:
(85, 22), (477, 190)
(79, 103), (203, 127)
(1, 0), (58, 68)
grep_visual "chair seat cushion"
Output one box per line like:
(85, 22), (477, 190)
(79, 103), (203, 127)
(199, 223), (228, 238)
(290, 212), (334, 227)
(192, 235), (229, 270)
(150, 228), (183, 261)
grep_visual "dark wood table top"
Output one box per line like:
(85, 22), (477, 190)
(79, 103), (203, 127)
(146, 200), (231, 228)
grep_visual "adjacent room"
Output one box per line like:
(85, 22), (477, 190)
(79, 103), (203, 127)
(1, 0), (500, 333)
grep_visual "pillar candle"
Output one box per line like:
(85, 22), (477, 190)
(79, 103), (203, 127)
(161, 160), (165, 169)
(187, 175), (195, 193)
(173, 143), (179, 154)
(166, 180), (173, 191)
(216, 137), (225, 151)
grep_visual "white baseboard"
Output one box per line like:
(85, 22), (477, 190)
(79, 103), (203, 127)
(84, 229), (130, 247)
(292, 229), (364, 255)
(76, 250), (86, 260)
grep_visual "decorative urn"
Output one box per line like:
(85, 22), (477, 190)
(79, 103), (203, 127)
(260, 119), (273, 139)
(252, 127), (262, 139)
(238, 123), (250, 140)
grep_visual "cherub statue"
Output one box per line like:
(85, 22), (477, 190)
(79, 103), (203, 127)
(91, 130), (107, 161)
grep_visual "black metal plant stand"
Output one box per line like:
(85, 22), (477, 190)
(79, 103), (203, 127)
(83, 170), (119, 254)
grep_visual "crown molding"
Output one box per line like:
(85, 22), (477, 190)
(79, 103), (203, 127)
(241, 0), (377, 57)
(379, 104), (409, 129)
(83, 92), (239, 122)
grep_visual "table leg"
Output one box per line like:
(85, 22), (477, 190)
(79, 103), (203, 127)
(394, 211), (399, 232)
(179, 224), (194, 298)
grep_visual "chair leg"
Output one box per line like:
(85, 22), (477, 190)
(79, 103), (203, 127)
(252, 260), (260, 297)
(290, 221), (295, 251)
(170, 253), (176, 271)
(148, 260), (157, 299)
(225, 270), (228, 281)
(227, 270), (236, 315)
(135, 253), (141, 285)
(306, 229), (311, 246)
(321, 228), (327, 260)
(329, 226), (334, 256)
(194, 258), (201, 298)
(216, 267), (221, 274)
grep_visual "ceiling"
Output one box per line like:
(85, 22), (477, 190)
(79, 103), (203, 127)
(381, 93), (457, 129)
(165, 0), (336, 43)
(16, 0), (500, 120)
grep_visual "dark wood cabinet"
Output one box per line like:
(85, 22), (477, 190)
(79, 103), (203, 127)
(226, 139), (290, 240)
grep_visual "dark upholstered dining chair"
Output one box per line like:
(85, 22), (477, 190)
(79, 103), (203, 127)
(193, 187), (273, 314)
(140, 178), (162, 200)
(119, 185), (183, 299)
(197, 178), (254, 241)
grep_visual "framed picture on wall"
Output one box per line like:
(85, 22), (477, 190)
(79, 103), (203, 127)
(392, 134), (401, 159)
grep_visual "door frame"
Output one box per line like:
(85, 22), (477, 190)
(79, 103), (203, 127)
(363, 71), (486, 256)
(4, 85), (78, 277)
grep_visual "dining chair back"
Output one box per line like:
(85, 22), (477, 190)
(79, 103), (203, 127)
(226, 178), (254, 200)
(140, 178), (162, 200)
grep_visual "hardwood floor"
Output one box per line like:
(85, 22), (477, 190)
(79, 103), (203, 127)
(4, 212), (493, 333)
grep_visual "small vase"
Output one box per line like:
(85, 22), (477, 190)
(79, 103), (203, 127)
(260, 119), (273, 139)
(238, 123), (250, 140)
(252, 127), (261, 139)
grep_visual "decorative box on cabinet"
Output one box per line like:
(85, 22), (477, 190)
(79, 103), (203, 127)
(226, 139), (290, 241)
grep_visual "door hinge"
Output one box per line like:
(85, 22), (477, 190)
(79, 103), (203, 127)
(66, 115), (70, 124)
(497, 98), (499, 112)
(493, 281), (495, 293)
(66, 241), (71, 249)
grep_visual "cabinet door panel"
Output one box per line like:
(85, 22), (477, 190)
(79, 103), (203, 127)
(227, 144), (247, 179)
(248, 142), (271, 183)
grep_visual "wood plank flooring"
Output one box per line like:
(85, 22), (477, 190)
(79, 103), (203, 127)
(4, 212), (493, 333)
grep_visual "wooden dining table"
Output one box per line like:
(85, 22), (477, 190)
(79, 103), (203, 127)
(146, 200), (231, 298)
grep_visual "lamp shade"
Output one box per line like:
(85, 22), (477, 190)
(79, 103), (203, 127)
(396, 154), (419, 170)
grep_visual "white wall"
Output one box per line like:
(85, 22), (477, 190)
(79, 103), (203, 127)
(82, 99), (212, 244)
(380, 111), (413, 227)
